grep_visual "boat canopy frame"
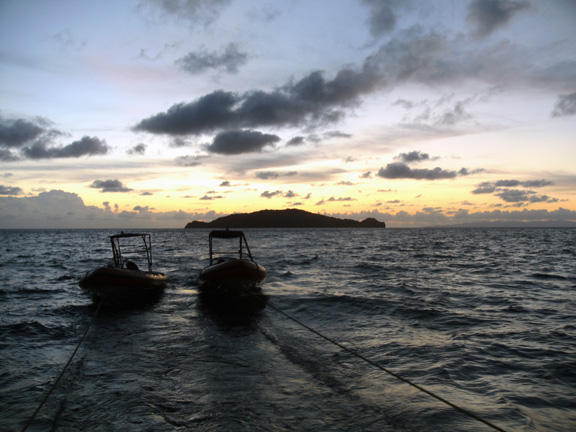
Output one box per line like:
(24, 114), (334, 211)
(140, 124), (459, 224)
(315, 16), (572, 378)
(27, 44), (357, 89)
(208, 230), (254, 265)
(109, 232), (154, 273)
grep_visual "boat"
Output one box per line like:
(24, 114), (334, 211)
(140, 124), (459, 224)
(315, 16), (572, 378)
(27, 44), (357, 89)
(198, 229), (267, 312)
(79, 232), (166, 307)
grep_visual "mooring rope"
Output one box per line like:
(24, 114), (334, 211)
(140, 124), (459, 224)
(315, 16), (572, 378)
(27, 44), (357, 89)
(21, 299), (103, 432)
(267, 301), (508, 432)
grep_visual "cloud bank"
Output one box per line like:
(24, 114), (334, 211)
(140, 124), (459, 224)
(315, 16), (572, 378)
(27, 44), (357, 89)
(0, 114), (109, 161)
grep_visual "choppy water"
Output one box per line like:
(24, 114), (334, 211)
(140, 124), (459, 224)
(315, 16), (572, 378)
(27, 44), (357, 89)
(1, 228), (575, 431)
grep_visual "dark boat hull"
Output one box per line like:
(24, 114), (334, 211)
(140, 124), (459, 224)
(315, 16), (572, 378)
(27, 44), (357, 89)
(198, 259), (267, 285)
(79, 267), (166, 306)
(198, 259), (267, 313)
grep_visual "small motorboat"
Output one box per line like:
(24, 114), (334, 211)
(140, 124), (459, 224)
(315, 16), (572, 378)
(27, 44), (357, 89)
(198, 230), (267, 312)
(79, 232), (166, 307)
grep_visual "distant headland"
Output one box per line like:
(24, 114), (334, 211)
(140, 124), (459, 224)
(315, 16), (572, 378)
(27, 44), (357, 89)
(185, 209), (386, 229)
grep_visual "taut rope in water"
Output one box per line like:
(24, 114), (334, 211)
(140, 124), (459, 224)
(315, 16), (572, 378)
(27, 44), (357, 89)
(267, 301), (509, 432)
(21, 299), (103, 432)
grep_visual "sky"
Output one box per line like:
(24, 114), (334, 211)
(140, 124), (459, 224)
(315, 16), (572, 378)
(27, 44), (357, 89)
(1, 0), (575, 228)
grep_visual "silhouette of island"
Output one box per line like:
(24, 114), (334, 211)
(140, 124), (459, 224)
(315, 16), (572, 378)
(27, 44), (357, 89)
(185, 209), (386, 229)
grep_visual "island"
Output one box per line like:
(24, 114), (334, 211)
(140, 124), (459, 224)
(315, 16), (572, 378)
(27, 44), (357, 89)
(185, 209), (386, 229)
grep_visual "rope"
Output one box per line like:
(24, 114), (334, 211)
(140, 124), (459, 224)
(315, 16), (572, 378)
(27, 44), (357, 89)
(21, 299), (103, 432)
(267, 301), (509, 432)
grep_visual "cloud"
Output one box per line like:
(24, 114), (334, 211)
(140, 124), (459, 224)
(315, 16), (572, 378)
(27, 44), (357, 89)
(176, 155), (204, 166)
(22, 136), (109, 160)
(127, 143), (146, 155)
(0, 116), (48, 147)
(394, 150), (433, 163)
(0, 185), (23, 195)
(495, 188), (558, 204)
(138, 0), (232, 25)
(471, 178), (557, 204)
(259, 189), (300, 199)
(255, 170), (297, 180)
(206, 130), (280, 154)
(377, 162), (461, 180)
(134, 20), (572, 143)
(327, 196), (356, 202)
(472, 179), (553, 194)
(552, 92), (576, 117)
(89, 179), (133, 193)
(287, 136), (305, 146)
(0, 190), (229, 229)
(0, 115), (109, 161)
(260, 190), (282, 199)
(176, 43), (248, 74)
(134, 68), (382, 135)
(361, 0), (402, 37)
(51, 29), (87, 51)
(467, 0), (531, 38)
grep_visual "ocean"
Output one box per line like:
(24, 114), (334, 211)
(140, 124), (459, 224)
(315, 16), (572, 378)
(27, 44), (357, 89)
(1, 228), (574, 431)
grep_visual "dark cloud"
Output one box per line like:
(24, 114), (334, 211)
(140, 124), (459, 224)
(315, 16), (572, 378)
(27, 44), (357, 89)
(287, 136), (305, 146)
(552, 92), (576, 117)
(134, 91), (237, 136)
(133, 205), (150, 213)
(259, 190), (299, 199)
(0, 115), (109, 161)
(219, 181), (231, 187)
(495, 189), (558, 204)
(206, 130), (280, 154)
(89, 179), (133, 193)
(127, 143), (146, 155)
(200, 195), (223, 200)
(473, 179), (553, 194)
(22, 136), (109, 159)
(472, 183), (497, 194)
(467, 0), (531, 38)
(394, 150), (432, 163)
(176, 43), (248, 74)
(255, 170), (297, 180)
(0, 116), (46, 147)
(472, 179), (556, 204)
(323, 130), (352, 139)
(361, 0), (402, 37)
(0, 149), (20, 162)
(134, 68), (382, 135)
(171, 137), (192, 147)
(0, 185), (23, 195)
(260, 190), (282, 199)
(327, 196), (356, 202)
(377, 162), (460, 180)
(497, 179), (552, 188)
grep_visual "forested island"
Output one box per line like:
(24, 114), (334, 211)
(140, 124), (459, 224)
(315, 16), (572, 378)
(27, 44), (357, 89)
(185, 209), (386, 229)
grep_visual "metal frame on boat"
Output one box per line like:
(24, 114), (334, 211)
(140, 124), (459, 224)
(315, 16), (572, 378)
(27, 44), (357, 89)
(79, 232), (166, 306)
(198, 230), (267, 311)
(199, 230), (267, 285)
